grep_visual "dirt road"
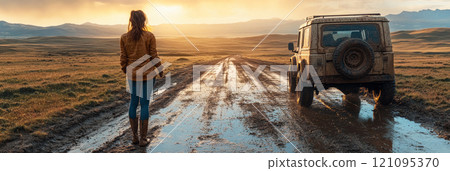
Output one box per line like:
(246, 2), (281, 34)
(28, 57), (450, 153)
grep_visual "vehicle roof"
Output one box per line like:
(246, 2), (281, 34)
(299, 14), (389, 29)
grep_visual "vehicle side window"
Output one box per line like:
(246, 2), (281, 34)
(298, 29), (303, 49)
(303, 27), (310, 48)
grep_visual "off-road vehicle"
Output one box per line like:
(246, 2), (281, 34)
(288, 14), (395, 107)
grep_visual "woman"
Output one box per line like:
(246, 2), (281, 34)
(120, 10), (163, 147)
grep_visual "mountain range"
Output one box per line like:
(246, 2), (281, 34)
(0, 9), (448, 38)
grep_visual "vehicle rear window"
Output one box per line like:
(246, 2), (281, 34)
(322, 24), (381, 47)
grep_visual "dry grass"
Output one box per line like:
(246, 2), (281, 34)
(31, 130), (48, 138)
(0, 53), (124, 142)
(395, 53), (450, 112)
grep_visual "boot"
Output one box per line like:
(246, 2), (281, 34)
(139, 119), (150, 147)
(129, 118), (139, 145)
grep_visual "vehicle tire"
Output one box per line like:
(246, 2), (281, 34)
(296, 72), (314, 107)
(373, 81), (396, 105)
(333, 39), (375, 80)
(288, 57), (298, 93)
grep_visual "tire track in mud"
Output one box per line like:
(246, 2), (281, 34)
(242, 58), (355, 152)
(92, 58), (234, 152)
(143, 57), (307, 152)
(232, 58), (309, 152)
(240, 60), (327, 152)
(70, 58), (226, 153)
(95, 56), (312, 152)
(72, 56), (449, 153)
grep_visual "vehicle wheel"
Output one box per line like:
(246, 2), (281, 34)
(288, 58), (297, 93)
(373, 81), (396, 105)
(333, 39), (375, 79)
(296, 72), (314, 107)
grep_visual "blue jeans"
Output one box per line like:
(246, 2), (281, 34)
(128, 79), (154, 120)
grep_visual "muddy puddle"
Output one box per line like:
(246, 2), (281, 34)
(314, 88), (450, 152)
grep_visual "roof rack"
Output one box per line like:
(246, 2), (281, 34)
(307, 13), (381, 20)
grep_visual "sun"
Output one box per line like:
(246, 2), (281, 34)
(144, 4), (183, 16)
(144, 4), (184, 25)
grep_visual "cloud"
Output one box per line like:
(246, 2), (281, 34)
(0, 0), (147, 26)
(147, 0), (450, 24)
(0, 0), (448, 26)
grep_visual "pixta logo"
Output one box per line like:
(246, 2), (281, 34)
(192, 64), (324, 92)
(126, 54), (172, 100)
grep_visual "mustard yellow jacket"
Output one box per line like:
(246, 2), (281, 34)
(120, 31), (162, 81)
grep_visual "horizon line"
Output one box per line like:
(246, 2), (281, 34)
(1, 8), (447, 27)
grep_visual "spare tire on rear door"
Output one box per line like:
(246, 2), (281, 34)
(332, 38), (375, 79)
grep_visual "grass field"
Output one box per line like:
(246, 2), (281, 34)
(0, 55), (123, 141)
(395, 53), (449, 112)
(0, 28), (449, 143)
(390, 28), (450, 113)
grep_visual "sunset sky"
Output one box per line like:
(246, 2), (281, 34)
(0, 0), (448, 26)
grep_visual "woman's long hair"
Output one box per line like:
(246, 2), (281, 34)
(128, 10), (148, 42)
